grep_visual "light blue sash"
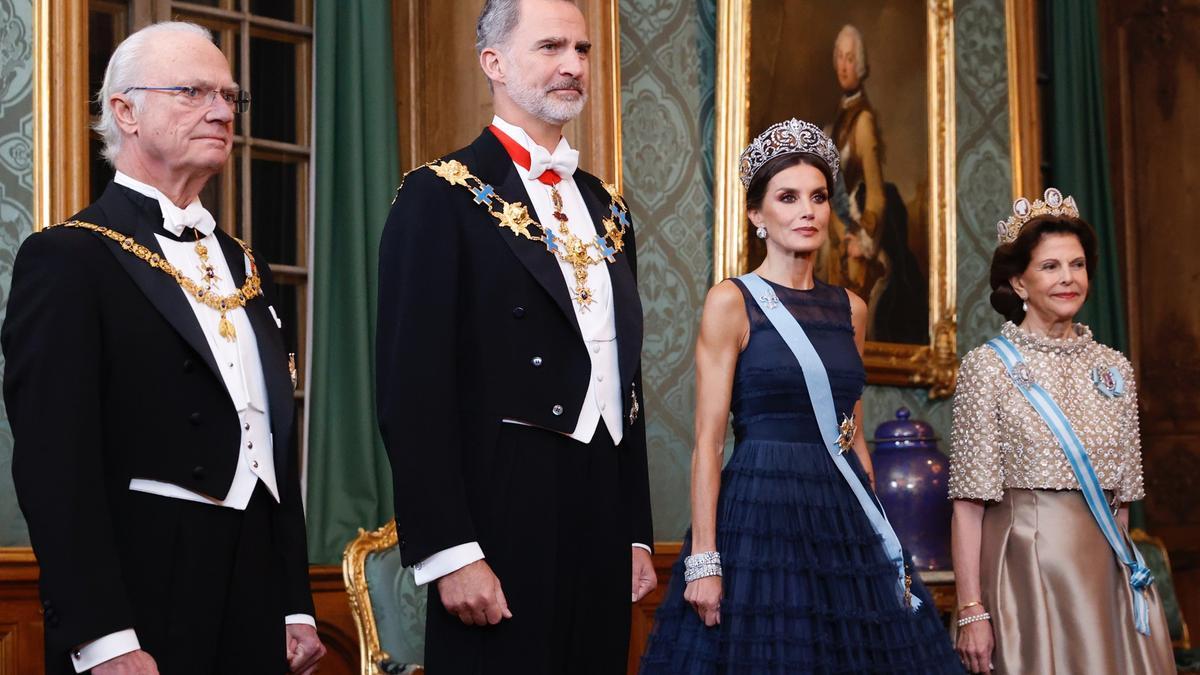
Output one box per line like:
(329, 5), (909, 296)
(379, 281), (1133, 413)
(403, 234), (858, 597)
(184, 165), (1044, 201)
(739, 274), (919, 611)
(986, 335), (1154, 635)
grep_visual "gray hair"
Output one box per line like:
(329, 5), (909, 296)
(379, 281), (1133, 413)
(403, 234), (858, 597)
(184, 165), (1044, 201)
(476, 0), (523, 55)
(94, 21), (214, 165)
(834, 24), (869, 80)
(475, 0), (578, 54)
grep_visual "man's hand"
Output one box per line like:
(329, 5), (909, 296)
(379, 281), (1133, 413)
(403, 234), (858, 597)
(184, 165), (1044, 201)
(286, 623), (326, 674)
(436, 559), (512, 626)
(631, 547), (657, 602)
(91, 650), (158, 675)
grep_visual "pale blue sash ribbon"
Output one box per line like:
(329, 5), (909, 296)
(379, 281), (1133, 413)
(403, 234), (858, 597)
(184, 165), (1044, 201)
(739, 274), (919, 611)
(986, 335), (1153, 635)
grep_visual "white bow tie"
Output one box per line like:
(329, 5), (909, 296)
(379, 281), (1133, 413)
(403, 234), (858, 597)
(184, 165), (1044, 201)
(157, 195), (217, 238)
(528, 143), (579, 181)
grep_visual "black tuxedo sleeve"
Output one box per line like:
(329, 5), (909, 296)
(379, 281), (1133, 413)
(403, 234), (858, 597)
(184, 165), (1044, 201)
(2, 230), (136, 653)
(275, 449), (316, 617)
(619, 220), (655, 550)
(376, 168), (476, 566)
(258, 259), (316, 618)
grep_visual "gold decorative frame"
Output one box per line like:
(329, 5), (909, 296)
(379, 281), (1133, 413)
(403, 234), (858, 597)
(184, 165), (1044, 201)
(1005, 0), (1042, 199)
(343, 519), (403, 675)
(713, 0), (959, 397)
(33, 0), (90, 232)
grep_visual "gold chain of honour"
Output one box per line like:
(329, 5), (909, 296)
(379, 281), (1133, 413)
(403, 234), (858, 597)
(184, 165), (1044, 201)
(53, 220), (263, 341)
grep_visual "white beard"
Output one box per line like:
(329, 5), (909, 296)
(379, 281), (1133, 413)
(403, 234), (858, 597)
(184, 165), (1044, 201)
(506, 75), (588, 126)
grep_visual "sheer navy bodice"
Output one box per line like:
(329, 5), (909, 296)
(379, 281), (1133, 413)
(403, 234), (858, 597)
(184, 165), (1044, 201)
(730, 276), (865, 444)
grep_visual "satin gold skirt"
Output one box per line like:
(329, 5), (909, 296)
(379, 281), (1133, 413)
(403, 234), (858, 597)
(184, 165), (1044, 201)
(981, 489), (1176, 674)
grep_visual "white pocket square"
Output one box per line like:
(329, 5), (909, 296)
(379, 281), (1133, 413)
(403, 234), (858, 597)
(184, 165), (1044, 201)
(268, 305), (282, 329)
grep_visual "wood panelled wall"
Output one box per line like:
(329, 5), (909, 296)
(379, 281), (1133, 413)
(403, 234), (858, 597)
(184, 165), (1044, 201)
(0, 553), (363, 675)
(1100, 0), (1200, 636)
(1, 548), (681, 674)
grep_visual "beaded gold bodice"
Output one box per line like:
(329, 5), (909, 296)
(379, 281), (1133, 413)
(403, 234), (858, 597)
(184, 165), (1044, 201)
(948, 322), (1144, 502)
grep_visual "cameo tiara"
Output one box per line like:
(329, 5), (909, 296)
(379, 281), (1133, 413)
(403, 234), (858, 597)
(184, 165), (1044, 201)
(739, 118), (840, 189)
(996, 187), (1080, 245)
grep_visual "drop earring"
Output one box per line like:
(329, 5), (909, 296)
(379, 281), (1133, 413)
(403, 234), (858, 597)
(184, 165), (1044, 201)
(756, 225), (767, 240)
(1021, 300), (1028, 312)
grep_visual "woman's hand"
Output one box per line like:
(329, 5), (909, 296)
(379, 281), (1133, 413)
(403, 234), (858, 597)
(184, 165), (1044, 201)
(955, 610), (994, 673)
(683, 576), (723, 627)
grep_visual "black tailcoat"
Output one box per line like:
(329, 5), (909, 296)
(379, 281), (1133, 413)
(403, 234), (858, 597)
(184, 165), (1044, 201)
(2, 183), (314, 671)
(376, 129), (654, 669)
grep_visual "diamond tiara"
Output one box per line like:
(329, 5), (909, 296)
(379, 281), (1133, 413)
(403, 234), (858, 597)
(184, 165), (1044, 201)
(995, 187), (1081, 245)
(739, 118), (840, 189)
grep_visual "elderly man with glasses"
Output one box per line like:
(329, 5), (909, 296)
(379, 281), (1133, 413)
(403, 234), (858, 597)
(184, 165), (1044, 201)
(3, 21), (324, 675)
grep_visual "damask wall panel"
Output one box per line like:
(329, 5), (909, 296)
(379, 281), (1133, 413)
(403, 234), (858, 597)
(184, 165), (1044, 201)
(0, 0), (32, 548)
(621, 0), (716, 540)
(626, 0), (1012, 540)
(954, 0), (1011, 356)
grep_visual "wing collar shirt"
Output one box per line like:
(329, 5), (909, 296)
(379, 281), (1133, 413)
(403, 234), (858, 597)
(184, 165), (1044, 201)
(409, 118), (647, 588)
(69, 172), (312, 674)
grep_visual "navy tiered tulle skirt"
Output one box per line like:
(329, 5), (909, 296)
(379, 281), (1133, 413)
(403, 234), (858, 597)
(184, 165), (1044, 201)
(639, 439), (963, 674)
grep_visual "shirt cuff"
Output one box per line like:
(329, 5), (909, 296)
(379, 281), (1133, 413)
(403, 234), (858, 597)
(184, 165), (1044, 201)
(72, 629), (140, 673)
(632, 543), (652, 554)
(413, 542), (485, 586)
(285, 614), (316, 627)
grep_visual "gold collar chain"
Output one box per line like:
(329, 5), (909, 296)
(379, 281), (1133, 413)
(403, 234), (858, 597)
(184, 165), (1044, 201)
(426, 159), (629, 310)
(53, 220), (263, 341)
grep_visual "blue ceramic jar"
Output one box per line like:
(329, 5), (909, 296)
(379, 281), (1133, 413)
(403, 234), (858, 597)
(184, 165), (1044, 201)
(871, 407), (952, 570)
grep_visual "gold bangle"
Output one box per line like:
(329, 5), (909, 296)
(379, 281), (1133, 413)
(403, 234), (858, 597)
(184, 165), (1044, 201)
(958, 601), (983, 612)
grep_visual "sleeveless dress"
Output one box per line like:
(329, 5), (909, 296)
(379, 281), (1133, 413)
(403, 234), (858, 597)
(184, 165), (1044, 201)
(639, 278), (962, 674)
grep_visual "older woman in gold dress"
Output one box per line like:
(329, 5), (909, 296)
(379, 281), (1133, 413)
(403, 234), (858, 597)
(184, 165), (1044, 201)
(948, 189), (1175, 674)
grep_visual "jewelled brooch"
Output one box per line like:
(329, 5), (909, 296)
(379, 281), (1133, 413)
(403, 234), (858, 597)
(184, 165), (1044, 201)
(1091, 365), (1125, 398)
(1010, 362), (1034, 390)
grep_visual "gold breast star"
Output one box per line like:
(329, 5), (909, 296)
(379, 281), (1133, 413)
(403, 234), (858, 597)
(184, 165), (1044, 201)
(499, 201), (535, 239)
(837, 413), (857, 454)
(431, 160), (472, 187)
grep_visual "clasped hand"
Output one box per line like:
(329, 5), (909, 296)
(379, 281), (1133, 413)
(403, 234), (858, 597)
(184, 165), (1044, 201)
(684, 576), (723, 627)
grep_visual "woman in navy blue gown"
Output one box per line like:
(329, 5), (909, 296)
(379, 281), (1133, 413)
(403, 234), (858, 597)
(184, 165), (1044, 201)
(639, 120), (962, 674)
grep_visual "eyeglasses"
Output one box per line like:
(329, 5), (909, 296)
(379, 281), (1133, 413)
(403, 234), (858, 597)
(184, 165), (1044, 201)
(123, 85), (251, 114)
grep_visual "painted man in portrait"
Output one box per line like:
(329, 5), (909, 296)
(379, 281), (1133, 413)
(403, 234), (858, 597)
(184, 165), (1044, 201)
(827, 24), (928, 343)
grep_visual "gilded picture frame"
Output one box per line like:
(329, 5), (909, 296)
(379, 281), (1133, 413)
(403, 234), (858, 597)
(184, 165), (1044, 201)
(712, 0), (958, 397)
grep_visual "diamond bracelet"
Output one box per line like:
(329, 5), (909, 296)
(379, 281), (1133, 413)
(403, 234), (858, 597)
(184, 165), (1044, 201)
(683, 551), (722, 583)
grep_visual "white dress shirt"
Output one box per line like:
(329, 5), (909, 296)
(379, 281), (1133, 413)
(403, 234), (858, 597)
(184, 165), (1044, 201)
(70, 173), (312, 673)
(410, 119), (648, 588)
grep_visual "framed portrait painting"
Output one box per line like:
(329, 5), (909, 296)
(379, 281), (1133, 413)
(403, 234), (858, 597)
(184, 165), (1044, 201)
(713, 0), (958, 396)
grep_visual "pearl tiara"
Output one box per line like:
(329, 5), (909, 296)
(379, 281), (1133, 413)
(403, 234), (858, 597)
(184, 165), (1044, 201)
(996, 187), (1081, 245)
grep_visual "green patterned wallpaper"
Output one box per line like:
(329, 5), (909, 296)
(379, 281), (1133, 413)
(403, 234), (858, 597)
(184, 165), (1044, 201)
(0, 0), (33, 547)
(623, 0), (1014, 540)
(620, 0), (717, 541)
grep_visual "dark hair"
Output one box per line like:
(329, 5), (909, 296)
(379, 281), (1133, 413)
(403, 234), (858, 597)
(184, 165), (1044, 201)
(745, 152), (835, 212)
(988, 216), (1099, 323)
